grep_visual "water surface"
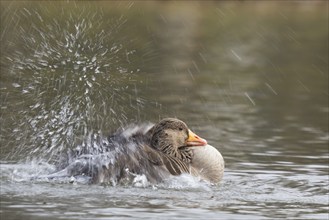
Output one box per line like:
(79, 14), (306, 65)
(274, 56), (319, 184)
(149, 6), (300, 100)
(1, 1), (328, 219)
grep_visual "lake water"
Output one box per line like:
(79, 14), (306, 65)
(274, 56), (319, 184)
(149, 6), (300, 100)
(1, 1), (328, 219)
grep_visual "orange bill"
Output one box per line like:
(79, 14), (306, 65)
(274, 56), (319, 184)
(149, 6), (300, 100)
(186, 129), (207, 146)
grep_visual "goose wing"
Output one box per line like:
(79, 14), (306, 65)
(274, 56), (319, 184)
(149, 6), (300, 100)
(143, 145), (189, 176)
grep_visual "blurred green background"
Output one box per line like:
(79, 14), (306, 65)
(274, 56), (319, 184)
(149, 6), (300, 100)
(0, 1), (328, 162)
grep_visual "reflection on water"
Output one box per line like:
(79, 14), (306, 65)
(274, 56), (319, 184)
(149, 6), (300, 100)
(1, 1), (328, 220)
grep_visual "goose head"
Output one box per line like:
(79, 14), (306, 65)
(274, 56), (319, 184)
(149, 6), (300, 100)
(150, 118), (207, 162)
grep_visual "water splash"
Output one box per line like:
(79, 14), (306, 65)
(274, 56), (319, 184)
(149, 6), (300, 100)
(2, 4), (143, 163)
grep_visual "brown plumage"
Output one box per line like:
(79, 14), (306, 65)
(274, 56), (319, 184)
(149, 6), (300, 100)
(54, 118), (224, 185)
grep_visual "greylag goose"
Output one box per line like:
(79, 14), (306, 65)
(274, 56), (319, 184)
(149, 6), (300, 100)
(52, 118), (224, 185)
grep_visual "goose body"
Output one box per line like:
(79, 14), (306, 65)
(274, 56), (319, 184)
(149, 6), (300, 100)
(190, 145), (224, 183)
(52, 118), (224, 185)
